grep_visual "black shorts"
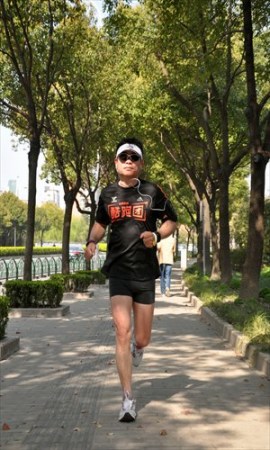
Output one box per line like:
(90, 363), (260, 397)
(109, 278), (155, 305)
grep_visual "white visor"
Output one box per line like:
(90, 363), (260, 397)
(116, 143), (143, 159)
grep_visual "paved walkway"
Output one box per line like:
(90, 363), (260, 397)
(0, 267), (269, 450)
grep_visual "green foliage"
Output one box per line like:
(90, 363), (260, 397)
(76, 270), (106, 284)
(0, 246), (62, 257)
(35, 202), (64, 246)
(98, 242), (107, 252)
(243, 313), (270, 350)
(5, 280), (63, 308)
(230, 249), (247, 271)
(0, 192), (27, 246)
(183, 265), (270, 352)
(70, 216), (89, 243)
(50, 269), (106, 292)
(229, 171), (249, 249)
(0, 296), (10, 339)
(0, 0), (90, 279)
(259, 288), (270, 303)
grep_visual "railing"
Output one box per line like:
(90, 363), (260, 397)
(0, 254), (106, 282)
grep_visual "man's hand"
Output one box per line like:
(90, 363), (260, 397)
(84, 243), (96, 261)
(140, 231), (155, 248)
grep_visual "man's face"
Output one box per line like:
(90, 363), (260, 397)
(115, 151), (144, 178)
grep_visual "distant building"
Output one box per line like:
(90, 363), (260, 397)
(8, 179), (17, 195)
(43, 184), (60, 207)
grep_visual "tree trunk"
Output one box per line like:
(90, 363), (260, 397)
(23, 137), (40, 281)
(240, 156), (266, 298)
(62, 194), (75, 275)
(219, 173), (232, 283)
(240, 0), (267, 299)
(210, 210), (220, 280)
(199, 198), (211, 275)
(86, 190), (97, 240)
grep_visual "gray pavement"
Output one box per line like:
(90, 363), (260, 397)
(0, 267), (269, 450)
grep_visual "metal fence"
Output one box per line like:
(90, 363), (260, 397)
(0, 254), (106, 282)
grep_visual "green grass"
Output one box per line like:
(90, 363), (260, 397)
(183, 265), (270, 353)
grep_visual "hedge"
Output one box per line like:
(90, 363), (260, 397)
(0, 244), (107, 257)
(76, 270), (106, 284)
(5, 280), (64, 308)
(50, 270), (106, 292)
(0, 246), (62, 257)
(0, 296), (9, 339)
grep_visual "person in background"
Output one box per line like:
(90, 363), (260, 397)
(85, 137), (177, 423)
(157, 233), (176, 297)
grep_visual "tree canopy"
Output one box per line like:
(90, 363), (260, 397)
(1, 0), (269, 298)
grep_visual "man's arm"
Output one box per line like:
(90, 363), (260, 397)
(85, 222), (107, 260)
(158, 220), (177, 239)
(140, 220), (177, 248)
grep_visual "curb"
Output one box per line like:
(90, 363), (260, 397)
(0, 336), (20, 361)
(182, 282), (270, 378)
(8, 304), (70, 318)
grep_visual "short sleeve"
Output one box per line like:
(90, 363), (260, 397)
(154, 185), (178, 223)
(95, 192), (111, 226)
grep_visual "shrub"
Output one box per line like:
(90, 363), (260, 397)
(259, 287), (270, 303)
(5, 280), (63, 308)
(183, 266), (270, 352)
(243, 313), (270, 351)
(0, 246), (62, 257)
(76, 270), (106, 284)
(98, 242), (107, 252)
(0, 296), (9, 339)
(50, 270), (106, 292)
(231, 248), (246, 271)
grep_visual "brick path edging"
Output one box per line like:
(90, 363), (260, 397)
(0, 336), (20, 361)
(182, 282), (270, 378)
(8, 304), (70, 318)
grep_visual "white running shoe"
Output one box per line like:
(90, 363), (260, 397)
(118, 392), (137, 422)
(131, 341), (144, 367)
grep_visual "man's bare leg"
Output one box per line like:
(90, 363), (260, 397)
(111, 295), (133, 395)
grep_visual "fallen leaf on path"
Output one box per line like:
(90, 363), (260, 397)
(107, 359), (115, 365)
(92, 421), (102, 428)
(160, 429), (167, 436)
(2, 423), (10, 430)
(182, 409), (194, 415)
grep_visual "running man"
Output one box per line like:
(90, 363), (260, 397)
(85, 137), (178, 422)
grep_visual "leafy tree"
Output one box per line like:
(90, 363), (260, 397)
(142, 0), (251, 282)
(0, 0), (85, 279)
(103, 1), (250, 281)
(42, 12), (119, 273)
(35, 202), (63, 246)
(239, 0), (270, 299)
(70, 214), (89, 243)
(229, 168), (249, 250)
(0, 191), (27, 245)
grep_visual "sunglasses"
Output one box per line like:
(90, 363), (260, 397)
(118, 153), (141, 163)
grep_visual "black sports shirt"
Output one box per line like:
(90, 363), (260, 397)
(95, 179), (178, 281)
